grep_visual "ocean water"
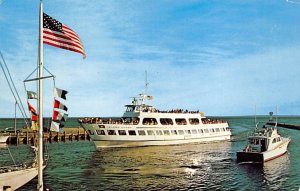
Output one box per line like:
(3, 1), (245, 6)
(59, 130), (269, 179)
(1, 116), (300, 191)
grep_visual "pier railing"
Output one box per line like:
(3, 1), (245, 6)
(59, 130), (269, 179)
(2, 127), (90, 145)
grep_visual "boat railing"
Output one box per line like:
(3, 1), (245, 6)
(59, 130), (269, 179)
(79, 117), (227, 126)
(202, 118), (228, 124)
(79, 117), (139, 125)
(141, 108), (203, 115)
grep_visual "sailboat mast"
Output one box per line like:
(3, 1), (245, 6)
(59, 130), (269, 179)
(38, 1), (44, 190)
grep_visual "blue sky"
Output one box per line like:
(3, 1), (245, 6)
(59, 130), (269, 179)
(1, 0), (300, 117)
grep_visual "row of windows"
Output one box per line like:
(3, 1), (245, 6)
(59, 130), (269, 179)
(88, 127), (228, 136)
(143, 118), (200, 125)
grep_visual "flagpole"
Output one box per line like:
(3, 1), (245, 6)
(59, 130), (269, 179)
(38, 0), (44, 190)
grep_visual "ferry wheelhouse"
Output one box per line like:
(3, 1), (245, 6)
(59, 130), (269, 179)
(79, 94), (231, 148)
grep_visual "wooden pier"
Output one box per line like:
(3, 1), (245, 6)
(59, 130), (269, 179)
(3, 127), (90, 145)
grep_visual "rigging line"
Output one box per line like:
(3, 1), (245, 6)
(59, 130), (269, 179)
(0, 52), (29, 120)
(43, 66), (55, 78)
(0, 54), (29, 126)
(24, 67), (38, 81)
(6, 145), (16, 166)
(0, 52), (29, 125)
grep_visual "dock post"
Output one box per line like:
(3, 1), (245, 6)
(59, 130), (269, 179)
(63, 131), (66, 142)
(16, 132), (19, 145)
(8, 133), (11, 144)
(26, 131), (29, 144)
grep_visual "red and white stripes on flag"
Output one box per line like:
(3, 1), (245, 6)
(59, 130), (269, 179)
(27, 102), (38, 121)
(43, 13), (86, 58)
(51, 87), (69, 132)
(52, 110), (68, 122)
(54, 99), (68, 112)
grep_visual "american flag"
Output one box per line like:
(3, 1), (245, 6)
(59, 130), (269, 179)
(43, 13), (86, 58)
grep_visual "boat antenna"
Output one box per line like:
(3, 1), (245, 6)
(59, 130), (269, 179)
(255, 105), (258, 130)
(275, 105), (278, 128)
(144, 70), (149, 96)
(141, 71), (149, 106)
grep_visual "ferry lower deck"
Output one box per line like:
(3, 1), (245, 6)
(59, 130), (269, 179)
(80, 122), (231, 148)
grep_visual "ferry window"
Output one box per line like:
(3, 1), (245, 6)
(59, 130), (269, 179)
(185, 130), (191, 134)
(138, 130), (146, 136)
(178, 130), (184, 135)
(216, 128), (220, 132)
(107, 130), (116, 135)
(135, 106), (141, 112)
(192, 129), (198, 134)
(128, 130), (136, 136)
(142, 118), (158, 125)
(88, 130), (95, 135)
(156, 130), (163, 135)
(171, 130), (177, 135)
(123, 117), (140, 125)
(221, 128), (225, 132)
(204, 129), (209, 133)
(118, 130), (127, 136)
(211, 129), (215, 133)
(160, 118), (173, 125)
(272, 138), (276, 143)
(277, 137), (281, 142)
(198, 129), (204, 134)
(133, 118), (140, 125)
(111, 118), (123, 124)
(175, 118), (187, 125)
(126, 106), (134, 112)
(147, 130), (155, 135)
(163, 130), (170, 135)
(98, 125), (105, 128)
(96, 130), (105, 135)
(189, 118), (200, 125)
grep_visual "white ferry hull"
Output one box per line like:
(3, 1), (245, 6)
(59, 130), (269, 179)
(93, 134), (231, 148)
(81, 122), (231, 148)
(237, 138), (291, 163)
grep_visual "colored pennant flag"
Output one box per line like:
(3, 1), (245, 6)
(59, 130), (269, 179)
(60, 113), (68, 122)
(27, 102), (38, 116)
(27, 91), (38, 99)
(52, 110), (59, 121)
(57, 112), (68, 122)
(52, 110), (68, 121)
(50, 121), (60, 132)
(54, 87), (68, 100)
(43, 13), (86, 58)
(31, 114), (38, 121)
(54, 99), (68, 112)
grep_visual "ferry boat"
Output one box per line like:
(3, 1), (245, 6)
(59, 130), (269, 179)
(79, 93), (231, 148)
(237, 123), (291, 163)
